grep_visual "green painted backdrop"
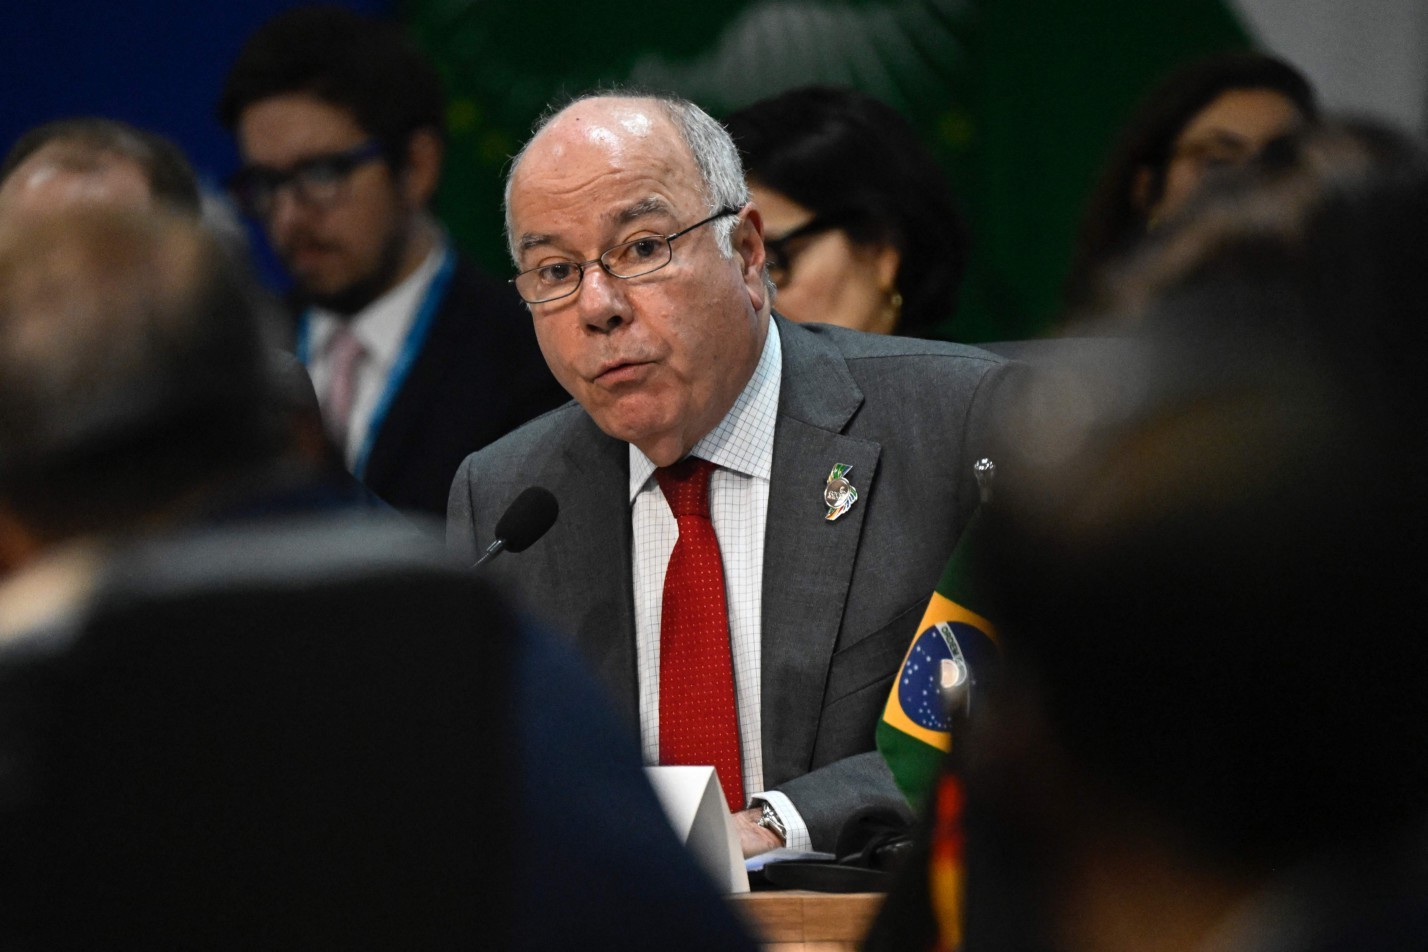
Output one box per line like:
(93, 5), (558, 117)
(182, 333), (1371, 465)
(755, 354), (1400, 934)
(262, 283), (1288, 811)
(403, 0), (1248, 342)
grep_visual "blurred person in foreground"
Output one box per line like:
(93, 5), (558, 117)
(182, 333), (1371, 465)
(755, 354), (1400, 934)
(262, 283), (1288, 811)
(0, 205), (755, 949)
(449, 90), (1013, 857)
(723, 86), (969, 338)
(0, 116), (201, 218)
(0, 114), (373, 502)
(1062, 51), (1317, 317)
(869, 119), (1428, 951)
(217, 6), (566, 519)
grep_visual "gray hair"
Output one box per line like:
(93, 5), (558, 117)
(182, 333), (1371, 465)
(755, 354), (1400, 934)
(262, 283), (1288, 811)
(503, 91), (751, 262)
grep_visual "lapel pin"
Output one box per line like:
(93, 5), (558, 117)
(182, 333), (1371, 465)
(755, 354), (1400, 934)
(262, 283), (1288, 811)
(974, 457), (996, 504)
(823, 463), (859, 521)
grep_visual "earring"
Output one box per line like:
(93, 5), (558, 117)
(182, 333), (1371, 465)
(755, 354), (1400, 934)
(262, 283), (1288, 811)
(877, 290), (904, 335)
(885, 288), (908, 325)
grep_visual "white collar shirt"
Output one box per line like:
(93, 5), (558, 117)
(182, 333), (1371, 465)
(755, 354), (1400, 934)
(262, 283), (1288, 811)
(306, 240), (445, 468)
(629, 319), (810, 849)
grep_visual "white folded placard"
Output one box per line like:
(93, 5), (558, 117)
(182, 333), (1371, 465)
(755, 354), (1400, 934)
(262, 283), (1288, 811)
(643, 765), (750, 894)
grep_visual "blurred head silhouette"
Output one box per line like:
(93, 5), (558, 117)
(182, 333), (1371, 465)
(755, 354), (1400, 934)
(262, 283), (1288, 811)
(0, 206), (279, 571)
(0, 117), (201, 220)
(969, 120), (1428, 952)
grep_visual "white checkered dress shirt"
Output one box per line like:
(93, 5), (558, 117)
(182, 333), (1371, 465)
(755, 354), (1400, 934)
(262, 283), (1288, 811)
(629, 320), (811, 850)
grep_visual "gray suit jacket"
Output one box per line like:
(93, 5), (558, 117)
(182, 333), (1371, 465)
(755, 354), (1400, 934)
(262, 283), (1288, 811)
(448, 316), (1012, 849)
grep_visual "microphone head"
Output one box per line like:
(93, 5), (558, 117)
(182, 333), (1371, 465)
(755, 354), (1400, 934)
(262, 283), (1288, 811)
(494, 487), (559, 553)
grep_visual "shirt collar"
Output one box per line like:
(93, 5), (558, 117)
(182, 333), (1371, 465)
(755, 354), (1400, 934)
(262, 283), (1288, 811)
(308, 236), (447, 363)
(628, 318), (782, 501)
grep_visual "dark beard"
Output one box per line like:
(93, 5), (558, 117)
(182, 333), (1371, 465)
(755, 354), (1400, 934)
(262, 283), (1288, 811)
(297, 226), (410, 318)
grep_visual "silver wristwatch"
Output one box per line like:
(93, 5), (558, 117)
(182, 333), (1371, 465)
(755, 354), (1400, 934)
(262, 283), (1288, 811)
(755, 801), (787, 844)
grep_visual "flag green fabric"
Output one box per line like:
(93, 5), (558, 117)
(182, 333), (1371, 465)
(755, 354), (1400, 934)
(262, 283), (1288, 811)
(876, 513), (997, 806)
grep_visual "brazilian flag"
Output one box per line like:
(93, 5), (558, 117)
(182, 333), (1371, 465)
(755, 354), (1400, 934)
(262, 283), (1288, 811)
(876, 514), (997, 806)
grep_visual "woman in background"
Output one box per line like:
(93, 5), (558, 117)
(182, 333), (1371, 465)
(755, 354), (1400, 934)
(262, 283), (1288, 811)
(725, 86), (969, 339)
(1062, 51), (1317, 314)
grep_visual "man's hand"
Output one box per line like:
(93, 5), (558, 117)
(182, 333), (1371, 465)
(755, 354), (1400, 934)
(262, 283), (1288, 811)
(734, 806), (783, 858)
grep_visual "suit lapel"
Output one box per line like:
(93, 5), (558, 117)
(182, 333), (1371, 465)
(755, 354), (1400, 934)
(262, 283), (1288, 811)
(539, 415), (640, 727)
(760, 318), (881, 786)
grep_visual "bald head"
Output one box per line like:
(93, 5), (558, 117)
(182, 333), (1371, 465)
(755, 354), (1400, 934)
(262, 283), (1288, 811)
(0, 119), (202, 221)
(509, 98), (696, 256)
(0, 142), (154, 219)
(505, 94), (750, 263)
(521, 96), (669, 163)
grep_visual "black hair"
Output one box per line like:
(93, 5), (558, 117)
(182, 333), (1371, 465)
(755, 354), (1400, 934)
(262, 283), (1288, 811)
(216, 5), (446, 168)
(0, 117), (202, 216)
(1063, 52), (1318, 311)
(724, 86), (968, 339)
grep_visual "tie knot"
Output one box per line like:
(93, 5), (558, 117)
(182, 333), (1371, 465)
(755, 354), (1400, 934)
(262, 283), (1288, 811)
(655, 457), (716, 519)
(327, 325), (365, 362)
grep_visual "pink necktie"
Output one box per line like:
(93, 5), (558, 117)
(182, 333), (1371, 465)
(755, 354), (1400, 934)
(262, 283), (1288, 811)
(655, 458), (744, 811)
(324, 326), (366, 450)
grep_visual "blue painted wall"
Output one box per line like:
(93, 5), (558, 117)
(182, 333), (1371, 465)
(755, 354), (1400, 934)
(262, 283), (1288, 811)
(1, 0), (391, 288)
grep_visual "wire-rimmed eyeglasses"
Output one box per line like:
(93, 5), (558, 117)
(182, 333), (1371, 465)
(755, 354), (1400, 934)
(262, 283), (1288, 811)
(511, 205), (742, 304)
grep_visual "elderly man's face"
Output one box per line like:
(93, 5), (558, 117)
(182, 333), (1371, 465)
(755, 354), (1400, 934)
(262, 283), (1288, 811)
(507, 98), (768, 466)
(0, 143), (153, 219)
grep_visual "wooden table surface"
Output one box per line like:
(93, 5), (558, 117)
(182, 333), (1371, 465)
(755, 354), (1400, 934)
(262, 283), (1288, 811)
(728, 890), (886, 952)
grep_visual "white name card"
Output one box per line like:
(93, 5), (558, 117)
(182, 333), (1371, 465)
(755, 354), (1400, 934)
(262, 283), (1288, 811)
(644, 765), (750, 894)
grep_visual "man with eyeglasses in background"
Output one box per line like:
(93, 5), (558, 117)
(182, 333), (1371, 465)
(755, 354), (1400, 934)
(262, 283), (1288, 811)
(217, 6), (565, 522)
(448, 92), (1015, 858)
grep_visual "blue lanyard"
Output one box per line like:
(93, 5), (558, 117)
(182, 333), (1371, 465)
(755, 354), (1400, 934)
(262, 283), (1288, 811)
(296, 246), (457, 479)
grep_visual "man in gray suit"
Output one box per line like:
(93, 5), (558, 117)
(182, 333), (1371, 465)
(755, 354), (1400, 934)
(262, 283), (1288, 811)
(448, 92), (1012, 856)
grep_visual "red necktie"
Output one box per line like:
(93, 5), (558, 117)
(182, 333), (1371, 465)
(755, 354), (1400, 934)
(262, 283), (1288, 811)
(655, 458), (744, 811)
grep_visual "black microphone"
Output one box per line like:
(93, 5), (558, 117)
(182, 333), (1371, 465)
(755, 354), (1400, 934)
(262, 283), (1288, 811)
(472, 487), (559, 569)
